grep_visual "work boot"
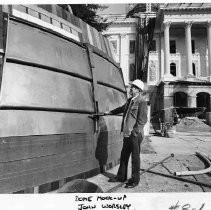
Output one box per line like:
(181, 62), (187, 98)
(108, 176), (125, 183)
(125, 178), (133, 185)
(125, 182), (139, 188)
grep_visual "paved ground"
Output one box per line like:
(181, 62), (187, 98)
(88, 128), (211, 193)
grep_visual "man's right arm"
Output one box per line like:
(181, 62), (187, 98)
(105, 104), (125, 115)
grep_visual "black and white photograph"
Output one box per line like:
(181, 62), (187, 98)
(0, 1), (211, 209)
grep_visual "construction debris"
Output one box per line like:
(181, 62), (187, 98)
(143, 169), (211, 189)
(177, 117), (211, 131)
(106, 154), (174, 193)
(175, 152), (211, 176)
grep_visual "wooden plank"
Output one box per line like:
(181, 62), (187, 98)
(33, 186), (39, 194)
(0, 12), (3, 52)
(27, 8), (39, 18)
(61, 8), (68, 21)
(25, 5), (82, 33)
(99, 116), (123, 132)
(12, 5), (27, 13)
(79, 19), (89, 44)
(55, 5), (63, 19)
(0, 129), (122, 193)
(51, 18), (61, 28)
(0, 158), (99, 193)
(107, 39), (116, 61)
(92, 28), (102, 50)
(37, 5), (52, 13)
(90, 26), (98, 48)
(95, 131), (122, 169)
(0, 146), (95, 177)
(50, 181), (60, 192)
(96, 129), (122, 146)
(86, 24), (94, 45)
(107, 143), (122, 163)
(73, 15), (81, 28)
(99, 33), (107, 54)
(51, 5), (57, 16)
(62, 23), (71, 33)
(59, 179), (66, 188)
(40, 14), (51, 23)
(23, 187), (34, 194)
(0, 130), (122, 173)
(39, 183), (51, 193)
(0, 133), (94, 162)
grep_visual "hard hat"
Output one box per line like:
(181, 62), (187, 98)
(131, 79), (144, 90)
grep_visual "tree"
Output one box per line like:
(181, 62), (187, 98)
(126, 3), (159, 81)
(70, 4), (110, 32)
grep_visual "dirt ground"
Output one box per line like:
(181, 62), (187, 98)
(88, 120), (211, 193)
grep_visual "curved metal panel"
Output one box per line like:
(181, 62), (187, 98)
(0, 63), (95, 111)
(0, 111), (94, 137)
(97, 84), (127, 113)
(93, 53), (125, 91)
(6, 19), (91, 79)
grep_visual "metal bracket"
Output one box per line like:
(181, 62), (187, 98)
(85, 43), (99, 132)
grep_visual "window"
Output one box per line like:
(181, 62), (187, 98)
(192, 40), (195, 54)
(170, 40), (176, 54)
(174, 92), (188, 107)
(129, 63), (136, 81)
(170, 63), (176, 76)
(129, 40), (135, 54)
(192, 63), (196, 76)
(149, 40), (156, 52)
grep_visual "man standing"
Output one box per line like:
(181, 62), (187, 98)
(105, 79), (147, 188)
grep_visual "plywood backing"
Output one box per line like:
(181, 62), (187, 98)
(0, 129), (123, 193)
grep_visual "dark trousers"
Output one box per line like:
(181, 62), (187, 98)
(117, 133), (143, 184)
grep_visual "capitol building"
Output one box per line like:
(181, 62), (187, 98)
(102, 3), (211, 121)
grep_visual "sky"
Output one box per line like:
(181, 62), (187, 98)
(1, 0), (209, 5)
(97, 4), (128, 15)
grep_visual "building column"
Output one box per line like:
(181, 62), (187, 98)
(207, 21), (211, 81)
(163, 22), (171, 77)
(120, 34), (129, 86)
(118, 34), (121, 64)
(209, 95), (211, 112)
(185, 21), (193, 76)
(160, 34), (164, 79)
(188, 95), (197, 107)
(163, 96), (174, 109)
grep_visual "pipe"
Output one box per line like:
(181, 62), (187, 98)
(140, 153), (174, 176)
(175, 152), (211, 176)
(106, 153), (174, 193)
(143, 169), (211, 189)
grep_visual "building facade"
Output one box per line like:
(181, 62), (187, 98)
(103, 15), (137, 87)
(103, 3), (211, 120)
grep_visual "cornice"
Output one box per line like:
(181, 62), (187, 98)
(162, 7), (211, 12)
(111, 21), (137, 25)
